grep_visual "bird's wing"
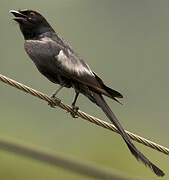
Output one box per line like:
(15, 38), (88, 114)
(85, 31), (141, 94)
(51, 37), (123, 99)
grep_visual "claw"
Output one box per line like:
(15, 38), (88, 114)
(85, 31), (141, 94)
(70, 106), (79, 118)
(48, 97), (61, 108)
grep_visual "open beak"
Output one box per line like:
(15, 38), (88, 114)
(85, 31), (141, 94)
(9, 10), (27, 23)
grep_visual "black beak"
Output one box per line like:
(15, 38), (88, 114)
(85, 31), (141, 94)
(9, 10), (27, 23)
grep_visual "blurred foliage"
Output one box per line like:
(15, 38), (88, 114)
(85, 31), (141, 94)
(0, 0), (168, 179)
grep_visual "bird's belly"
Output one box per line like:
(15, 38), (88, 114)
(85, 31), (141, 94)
(31, 57), (72, 87)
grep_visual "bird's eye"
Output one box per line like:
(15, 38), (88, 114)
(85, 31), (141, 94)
(29, 12), (35, 17)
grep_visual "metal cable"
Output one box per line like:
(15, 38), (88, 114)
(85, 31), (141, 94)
(0, 73), (168, 155)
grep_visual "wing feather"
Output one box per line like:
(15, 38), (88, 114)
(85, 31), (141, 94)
(55, 45), (123, 100)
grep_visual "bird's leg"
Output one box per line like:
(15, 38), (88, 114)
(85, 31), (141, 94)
(71, 92), (79, 118)
(48, 85), (63, 108)
(51, 86), (63, 98)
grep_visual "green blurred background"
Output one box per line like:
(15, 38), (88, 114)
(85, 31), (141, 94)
(0, 0), (168, 179)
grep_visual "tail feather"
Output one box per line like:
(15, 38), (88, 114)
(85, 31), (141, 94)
(93, 93), (164, 177)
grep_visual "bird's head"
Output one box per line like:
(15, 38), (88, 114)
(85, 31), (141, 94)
(10, 9), (54, 39)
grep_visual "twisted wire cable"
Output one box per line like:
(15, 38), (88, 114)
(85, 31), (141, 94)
(0, 73), (168, 155)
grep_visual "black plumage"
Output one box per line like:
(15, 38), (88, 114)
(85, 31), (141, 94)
(10, 9), (164, 176)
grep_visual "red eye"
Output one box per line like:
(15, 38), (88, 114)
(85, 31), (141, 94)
(29, 12), (35, 17)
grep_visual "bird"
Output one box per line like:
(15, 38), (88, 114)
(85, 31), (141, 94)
(10, 9), (164, 176)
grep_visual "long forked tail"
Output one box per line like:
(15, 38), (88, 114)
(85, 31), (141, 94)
(93, 93), (164, 177)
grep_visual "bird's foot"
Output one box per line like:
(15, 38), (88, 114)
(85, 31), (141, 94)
(48, 94), (61, 108)
(70, 105), (79, 118)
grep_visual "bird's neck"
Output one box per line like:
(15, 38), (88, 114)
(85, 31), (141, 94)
(21, 26), (55, 40)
